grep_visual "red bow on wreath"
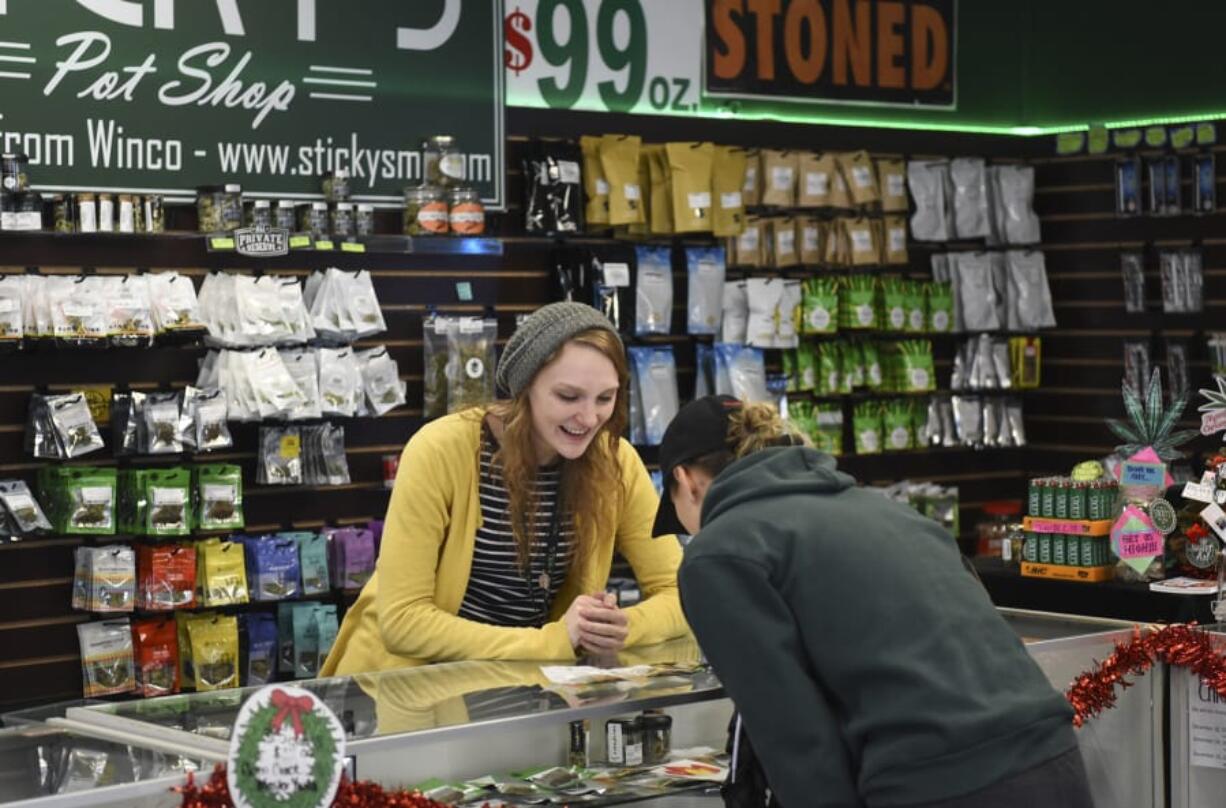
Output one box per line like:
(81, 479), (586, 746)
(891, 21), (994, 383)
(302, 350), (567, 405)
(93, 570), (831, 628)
(270, 690), (315, 738)
(1186, 523), (1209, 542)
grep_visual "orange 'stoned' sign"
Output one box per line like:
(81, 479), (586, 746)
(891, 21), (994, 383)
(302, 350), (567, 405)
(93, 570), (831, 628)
(705, 0), (955, 108)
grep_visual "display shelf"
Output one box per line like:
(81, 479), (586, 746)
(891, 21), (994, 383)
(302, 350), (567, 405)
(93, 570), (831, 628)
(975, 558), (1217, 623)
(1023, 516), (1113, 535)
(1021, 561), (1115, 583)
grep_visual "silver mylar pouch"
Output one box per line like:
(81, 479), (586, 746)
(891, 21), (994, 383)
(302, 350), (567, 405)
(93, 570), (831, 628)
(939, 398), (959, 448)
(992, 341), (1013, 389)
(1006, 399), (1027, 447)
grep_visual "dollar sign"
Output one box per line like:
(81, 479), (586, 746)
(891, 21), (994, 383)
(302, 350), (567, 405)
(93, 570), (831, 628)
(505, 7), (534, 76)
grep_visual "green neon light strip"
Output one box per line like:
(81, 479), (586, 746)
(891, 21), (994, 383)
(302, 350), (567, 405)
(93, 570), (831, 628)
(509, 95), (1226, 137)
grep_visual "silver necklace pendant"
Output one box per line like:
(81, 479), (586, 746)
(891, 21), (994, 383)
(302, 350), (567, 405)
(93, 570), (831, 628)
(537, 572), (551, 591)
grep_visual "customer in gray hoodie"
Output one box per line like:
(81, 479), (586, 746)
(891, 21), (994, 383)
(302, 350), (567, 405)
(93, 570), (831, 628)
(656, 396), (1093, 808)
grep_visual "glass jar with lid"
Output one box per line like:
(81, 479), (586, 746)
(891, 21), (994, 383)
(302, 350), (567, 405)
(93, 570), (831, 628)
(275, 200), (296, 231)
(248, 199), (272, 229)
(356, 204), (375, 237)
(1, 153), (29, 193)
(322, 168), (351, 202)
(196, 185), (224, 232)
(330, 202), (355, 239)
(298, 201), (329, 239)
(448, 188), (485, 236)
(403, 186), (448, 235)
(52, 194), (75, 233)
(220, 184), (243, 230)
(423, 135), (465, 187)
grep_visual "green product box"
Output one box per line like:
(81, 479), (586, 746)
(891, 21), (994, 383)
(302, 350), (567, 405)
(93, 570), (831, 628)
(1027, 480), (1042, 517)
(1040, 484), (1056, 518)
(1068, 485), (1086, 520)
(1052, 534), (1066, 565)
(1023, 532), (1038, 563)
(1054, 484), (1069, 519)
(1038, 534), (1052, 564)
(1079, 535), (1094, 567)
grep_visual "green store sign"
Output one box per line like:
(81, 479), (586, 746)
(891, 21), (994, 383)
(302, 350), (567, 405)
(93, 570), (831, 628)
(0, 0), (506, 207)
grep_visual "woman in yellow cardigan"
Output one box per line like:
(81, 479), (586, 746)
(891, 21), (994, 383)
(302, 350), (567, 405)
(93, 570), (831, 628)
(323, 302), (688, 676)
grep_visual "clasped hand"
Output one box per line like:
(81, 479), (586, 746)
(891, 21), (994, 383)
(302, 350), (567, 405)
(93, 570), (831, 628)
(564, 592), (629, 654)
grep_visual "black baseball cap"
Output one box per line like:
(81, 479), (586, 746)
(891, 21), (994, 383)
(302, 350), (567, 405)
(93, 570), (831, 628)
(652, 395), (743, 537)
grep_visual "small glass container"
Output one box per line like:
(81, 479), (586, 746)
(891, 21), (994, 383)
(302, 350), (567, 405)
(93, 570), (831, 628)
(221, 183), (243, 230)
(98, 193), (115, 232)
(77, 192), (98, 233)
(196, 185), (224, 232)
(423, 135), (465, 187)
(1, 153), (29, 192)
(249, 199), (272, 229)
(639, 711), (672, 764)
(117, 194), (136, 233)
(298, 201), (329, 239)
(448, 187), (485, 236)
(52, 194), (75, 233)
(330, 202), (355, 239)
(143, 195), (164, 233)
(322, 168), (350, 202)
(356, 203), (375, 236)
(403, 186), (448, 235)
(605, 718), (643, 767)
(275, 200), (296, 231)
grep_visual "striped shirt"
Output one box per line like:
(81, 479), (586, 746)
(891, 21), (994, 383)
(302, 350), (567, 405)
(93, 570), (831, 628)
(457, 428), (574, 628)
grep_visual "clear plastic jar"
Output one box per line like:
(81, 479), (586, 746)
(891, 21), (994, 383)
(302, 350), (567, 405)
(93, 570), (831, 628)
(356, 203), (375, 237)
(275, 200), (296, 231)
(196, 185), (225, 232)
(143, 195), (164, 234)
(403, 186), (448, 235)
(221, 184), (243, 230)
(77, 192), (98, 233)
(117, 194), (136, 233)
(322, 168), (350, 202)
(448, 187), (485, 236)
(639, 712), (672, 764)
(52, 194), (74, 233)
(1, 153), (29, 193)
(298, 201), (329, 239)
(98, 193), (114, 232)
(330, 202), (355, 238)
(423, 135), (465, 187)
(249, 199), (272, 228)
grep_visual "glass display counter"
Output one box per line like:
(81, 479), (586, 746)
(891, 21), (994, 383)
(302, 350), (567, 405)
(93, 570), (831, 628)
(1168, 624), (1226, 808)
(0, 723), (205, 808)
(0, 611), (1167, 807)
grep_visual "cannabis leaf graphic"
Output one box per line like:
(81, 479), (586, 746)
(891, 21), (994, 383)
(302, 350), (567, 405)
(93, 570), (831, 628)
(1106, 368), (1198, 460)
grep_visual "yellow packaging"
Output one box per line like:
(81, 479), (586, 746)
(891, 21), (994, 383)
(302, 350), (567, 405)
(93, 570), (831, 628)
(666, 141), (715, 233)
(187, 615), (239, 692)
(870, 219), (887, 264)
(846, 217), (879, 266)
(796, 215), (823, 264)
(839, 150), (880, 205)
(733, 217), (765, 267)
(712, 145), (749, 237)
(600, 134), (644, 226)
(646, 145), (673, 235)
(741, 148), (762, 207)
(176, 610), (215, 690)
(884, 215), (908, 264)
(580, 135), (609, 226)
(798, 153), (836, 207)
(625, 145), (653, 238)
(826, 217), (850, 266)
(828, 154), (853, 209)
(199, 539), (248, 607)
(760, 149), (798, 208)
(877, 159), (908, 212)
(769, 217), (798, 268)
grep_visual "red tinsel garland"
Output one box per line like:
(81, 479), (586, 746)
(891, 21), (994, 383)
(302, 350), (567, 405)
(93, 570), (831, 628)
(1066, 623), (1226, 727)
(175, 765), (492, 808)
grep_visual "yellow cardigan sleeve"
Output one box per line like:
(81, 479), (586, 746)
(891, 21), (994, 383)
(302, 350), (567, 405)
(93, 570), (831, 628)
(375, 420), (576, 663)
(613, 441), (690, 647)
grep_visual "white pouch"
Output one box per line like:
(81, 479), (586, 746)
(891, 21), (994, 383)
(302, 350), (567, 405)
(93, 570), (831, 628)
(907, 161), (952, 241)
(279, 348), (324, 420)
(745, 278), (784, 349)
(629, 346), (680, 446)
(317, 347), (361, 417)
(686, 247), (726, 335)
(634, 246), (673, 336)
(777, 280), (801, 349)
(993, 165), (1041, 245)
(950, 158), (990, 239)
(721, 281), (749, 344)
(1005, 250), (1057, 329)
(357, 347), (407, 416)
(951, 252), (1001, 332)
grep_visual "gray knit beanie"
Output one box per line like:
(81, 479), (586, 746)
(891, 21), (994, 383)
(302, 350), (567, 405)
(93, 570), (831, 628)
(496, 302), (621, 397)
